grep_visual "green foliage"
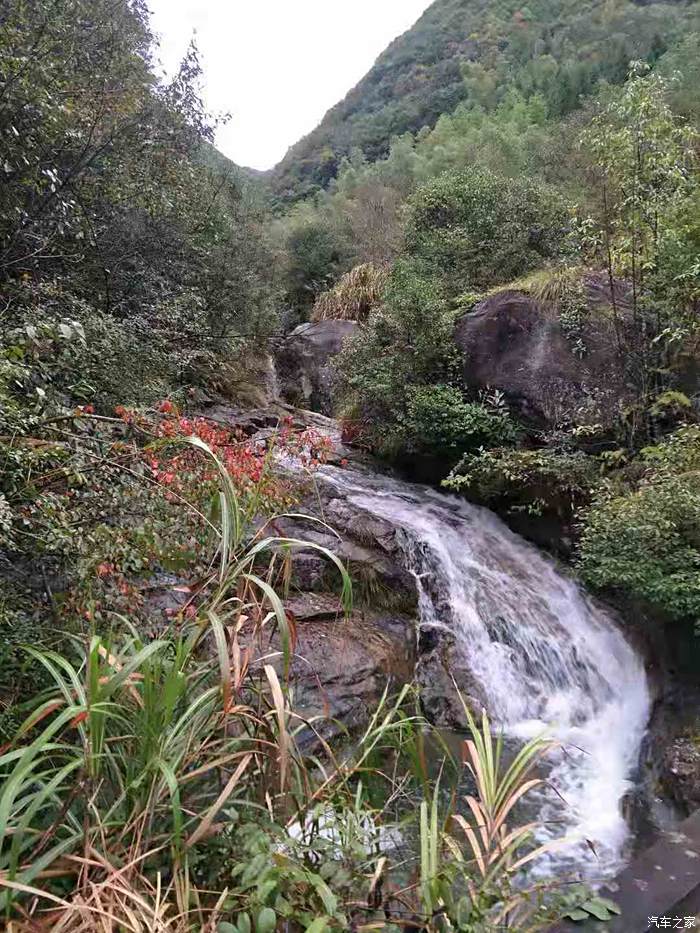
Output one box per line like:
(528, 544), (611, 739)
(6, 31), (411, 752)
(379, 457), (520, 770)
(445, 446), (600, 520)
(578, 426), (700, 622)
(0, 438), (359, 927)
(1, 0), (278, 391)
(0, 316), (338, 720)
(413, 704), (561, 931)
(400, 385), (517, 461)
(335, 262), (461, 457)
(270, 0), (697, 203)
(559, 886), (621, 923)
(403, 168), (569, 295)
(334, 264), (517, 467)
(281, 212), (350, 321)
(583, 64), (700, 322)
(0, 0), (285, 722)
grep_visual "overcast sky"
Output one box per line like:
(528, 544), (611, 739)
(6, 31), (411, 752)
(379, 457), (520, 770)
(147, 1), (432, 170)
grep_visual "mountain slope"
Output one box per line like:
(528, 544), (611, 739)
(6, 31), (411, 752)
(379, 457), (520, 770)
(270, 0), (697, 202)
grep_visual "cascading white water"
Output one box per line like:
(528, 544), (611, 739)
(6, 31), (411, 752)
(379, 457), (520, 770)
(318, 462), (651, 880)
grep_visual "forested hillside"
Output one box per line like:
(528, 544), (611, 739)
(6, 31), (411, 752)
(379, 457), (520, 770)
(2, 0), (700, 928)
(275, 0), (700, 638)
(271, 0), (696, 201)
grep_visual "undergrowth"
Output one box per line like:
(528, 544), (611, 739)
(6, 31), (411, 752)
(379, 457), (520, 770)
(0, 438), (575, 931)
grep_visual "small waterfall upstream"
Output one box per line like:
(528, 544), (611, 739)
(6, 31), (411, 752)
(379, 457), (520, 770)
(318, 462), (651, 880)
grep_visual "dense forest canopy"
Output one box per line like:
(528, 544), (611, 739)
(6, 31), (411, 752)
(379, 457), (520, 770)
(270, 0), (698, 202)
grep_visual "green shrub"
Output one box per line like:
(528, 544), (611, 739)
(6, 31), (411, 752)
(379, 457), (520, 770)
(403, 168), (570, 296)
(283, 215), (350, 318)
(445, 446), (600, 519)
(335, 262), (461, 457)
(399, 385), (517, 461)
(578, 426), (700, 621)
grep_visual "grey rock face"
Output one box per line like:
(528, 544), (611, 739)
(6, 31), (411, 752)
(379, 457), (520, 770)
(275, 320), (358, 415)
(454, 279), (635, 430)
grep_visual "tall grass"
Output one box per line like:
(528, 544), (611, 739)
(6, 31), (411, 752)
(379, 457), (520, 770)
(408, 697), (562, 932)
(0, 438), (358, 929)
(0, 437), (568, 931)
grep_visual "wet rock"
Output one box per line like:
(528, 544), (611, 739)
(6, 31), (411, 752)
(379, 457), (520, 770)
(417, 636), (486, 729)
(660, 733), (700, 816)
(275, 320), (358, 415)
(286, 592), (345, 622)
(142, 572), (189, 625)
(276, 486), (416, 601)
(251, 606), (416, 740)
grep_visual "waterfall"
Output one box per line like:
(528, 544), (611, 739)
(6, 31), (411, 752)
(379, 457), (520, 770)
(318, 462), (651, 880)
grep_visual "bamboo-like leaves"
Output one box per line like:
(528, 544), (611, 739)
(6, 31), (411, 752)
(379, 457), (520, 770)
(452, 689), (557, 888)
(0, 431), (359, 928)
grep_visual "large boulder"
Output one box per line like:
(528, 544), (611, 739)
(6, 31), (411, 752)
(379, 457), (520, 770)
(275, 320), (358, 415)
(455, 278), (635, 429)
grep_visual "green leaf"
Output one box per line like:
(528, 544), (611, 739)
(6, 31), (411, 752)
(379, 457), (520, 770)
(305, 919), (331, 933)
(581, 899), (613, 920)
(309, 874), (337, 916)
(257, 878), (278, 904)
(595, 897), (621, 915)
(456, 896), (472, 927)
(563, 908), (592, 921)
(256, 907), (276, 933)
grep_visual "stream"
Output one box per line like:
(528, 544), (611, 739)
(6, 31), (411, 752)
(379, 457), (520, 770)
(316, 460), (652, 881)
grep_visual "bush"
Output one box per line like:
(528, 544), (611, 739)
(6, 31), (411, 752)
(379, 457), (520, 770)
(403, 167), (570, 296)
(335, 262), (461, 457)
(578, 426), (700, 622)
(283, 216), (349, 318)
(445, 446), (600, 520)
(399, 385), (517, 461)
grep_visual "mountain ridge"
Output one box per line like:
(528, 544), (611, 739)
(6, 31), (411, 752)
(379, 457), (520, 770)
(268, 0), (696, 203)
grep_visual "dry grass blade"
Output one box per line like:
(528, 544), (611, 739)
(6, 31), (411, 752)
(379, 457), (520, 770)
(264, 664), (290, 793)
(452, 814), (487, 877)
(186, 753), (253, 849)
(311, 262), (388, 322)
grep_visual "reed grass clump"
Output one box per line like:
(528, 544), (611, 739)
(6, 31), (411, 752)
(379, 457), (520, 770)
(310, 263), (388, 323)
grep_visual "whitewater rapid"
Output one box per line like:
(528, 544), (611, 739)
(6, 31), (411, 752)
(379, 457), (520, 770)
(318, 462), (651, 879)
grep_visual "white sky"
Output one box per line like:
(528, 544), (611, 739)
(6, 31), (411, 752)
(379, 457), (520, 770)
(147, 1), (432, 170)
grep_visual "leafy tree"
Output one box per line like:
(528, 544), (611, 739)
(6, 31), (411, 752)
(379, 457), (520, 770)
(335, 262), (459, 455)
(403, 167), (569, 295)
(0, 0), (277, 357)
(0, 0), (280, 718)
(584, 64), (699, 321)
(334, 262), (515, 466)
(281, 213), (350, 321)
(580, 65), (700, 440)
